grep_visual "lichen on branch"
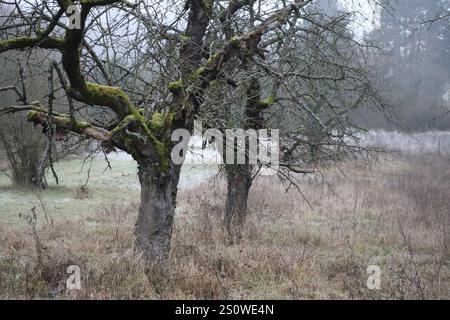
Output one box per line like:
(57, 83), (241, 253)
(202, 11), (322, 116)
(27, 109), (111, 141)
(0, 36), (64, 53)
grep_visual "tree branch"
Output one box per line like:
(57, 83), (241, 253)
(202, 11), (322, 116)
(0, 36), (64, 52)
(0, 104), (111, 142)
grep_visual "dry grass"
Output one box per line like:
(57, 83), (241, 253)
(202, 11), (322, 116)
(0, 153), (449, 299)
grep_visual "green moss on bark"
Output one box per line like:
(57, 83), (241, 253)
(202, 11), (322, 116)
(85, 82), (132, 108)
(189, 67), (206, 82)
(75, 121), (92, 130)
(110, 107), (174, 172)
(26, 110), (106, 137)
(131, 107), (170, 172)
(258, 94), (276, 108)
(206, 52), (220, 65)
(202, 0), (214, 11)
(0, 36), (64, 52)
(180, 35), (191, 42)
(150, 112), (164, 131)
(27, 110), (40, 121)
(168, 80), (183, 93)
(110, 114), (135, 135)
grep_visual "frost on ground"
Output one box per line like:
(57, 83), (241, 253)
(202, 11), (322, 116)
(358, 130), (450, 155)
(104, 130), (450, 188)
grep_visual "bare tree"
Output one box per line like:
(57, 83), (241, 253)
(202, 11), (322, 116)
(198, 1), (388, 237)
(0, 0), (323, 266)
(0, 55), (52, 188)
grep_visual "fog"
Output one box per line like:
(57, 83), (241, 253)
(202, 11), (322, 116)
(354, 0), (450, 131)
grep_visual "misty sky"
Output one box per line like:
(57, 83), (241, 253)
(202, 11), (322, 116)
(340, 0), (380, 36)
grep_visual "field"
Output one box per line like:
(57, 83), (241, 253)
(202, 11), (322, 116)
(0, 132), (449, 299)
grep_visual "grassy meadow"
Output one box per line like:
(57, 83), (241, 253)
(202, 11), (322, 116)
(0, 138), (449, 299)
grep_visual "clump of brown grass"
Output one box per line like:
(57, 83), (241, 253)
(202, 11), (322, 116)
(74, 185), (90, 200)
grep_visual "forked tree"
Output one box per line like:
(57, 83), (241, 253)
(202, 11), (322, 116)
(198, 1), (388, 236)
(0, 0), (322, 265)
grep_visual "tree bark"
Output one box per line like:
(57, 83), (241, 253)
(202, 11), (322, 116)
(224, 164), (252, 238)
(134, 162), (181, 266)
(224, 76), (262, 238)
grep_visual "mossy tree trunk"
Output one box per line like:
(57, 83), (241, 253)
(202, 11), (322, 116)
(135, 161), (182, 264)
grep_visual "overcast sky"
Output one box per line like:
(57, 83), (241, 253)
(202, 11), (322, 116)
(340, 0), (380, 36)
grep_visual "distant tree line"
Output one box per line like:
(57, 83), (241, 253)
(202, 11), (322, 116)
(352, 0), (450, 131)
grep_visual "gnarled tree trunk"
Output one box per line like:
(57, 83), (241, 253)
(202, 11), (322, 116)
(134, 162), (182, 265)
